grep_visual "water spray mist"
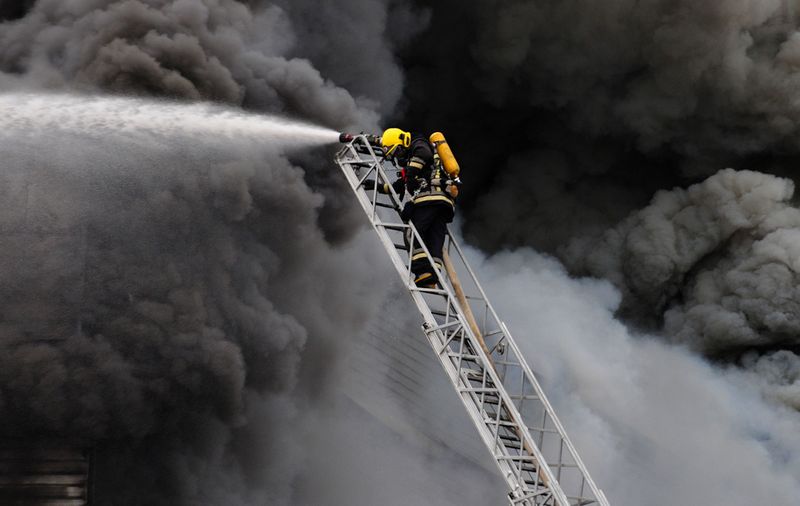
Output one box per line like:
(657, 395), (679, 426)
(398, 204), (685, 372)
(0, 93), (341, 149)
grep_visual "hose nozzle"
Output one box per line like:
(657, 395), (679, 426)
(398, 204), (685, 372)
(339, 132), (382, 146)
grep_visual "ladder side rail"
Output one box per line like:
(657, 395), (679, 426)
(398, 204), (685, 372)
(337, 138), (436, 293)
(335, 139), (538, 498)
(439, 221), (596, 504)
(336, 139), (570, 504)
(445, 229), (609, 506)
(336, 138), (577, 505)
(422, 324), (543, 503)
(430, 306), (555, 504)
(447, 234), (604, 504)
(429, 317), (562, 505)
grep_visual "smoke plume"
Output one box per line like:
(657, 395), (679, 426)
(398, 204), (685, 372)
(0, 0), (424, 504)
(400, 0), (800, 251)
(398, 0), (800, 405)
(393, 1), (800, 502)
(472, 246), (800, 505)
(5, 0), (800, 504)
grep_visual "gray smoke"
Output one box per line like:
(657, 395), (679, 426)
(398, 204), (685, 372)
(0, 0), (368, 123)
(472, 246), (800, 505)
(401, 0), (800, 251)
(0, 0), (428, 241)
(6, 0), (800, 504)
(0, 0), (426, 504)
(399, 0), (800, 400)
(739, 350), (800, 410)
(393, 2), (800, 502)
(563, 168), (800, 364)
(0, 125), (381, 503)
(665, 222), (800, 355)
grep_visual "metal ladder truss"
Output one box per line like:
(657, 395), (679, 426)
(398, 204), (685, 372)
(334, 135), (610, 506)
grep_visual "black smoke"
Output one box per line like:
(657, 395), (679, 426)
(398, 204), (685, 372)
(396, 0), (800, 371)
(400, 1), (800, 248)
(5, 0), (800, 504)
(0, 0), (423, 504)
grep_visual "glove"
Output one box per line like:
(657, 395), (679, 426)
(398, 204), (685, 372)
(400, 201), (414, 222)
(363, 179), (376, 191)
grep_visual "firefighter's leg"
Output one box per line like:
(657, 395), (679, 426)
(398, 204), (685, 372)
(421, 207), (447, 286)
(413, 206), (449, 287)
(408, 206), (437, 286)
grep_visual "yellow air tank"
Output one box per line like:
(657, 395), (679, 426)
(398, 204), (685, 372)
(429, 132), (460, 178)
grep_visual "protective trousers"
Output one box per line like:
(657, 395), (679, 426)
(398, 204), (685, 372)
(405, 204), (449, 287)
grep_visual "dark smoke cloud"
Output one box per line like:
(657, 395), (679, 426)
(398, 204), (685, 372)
(6, 0), (800, 503)
(0, 0), (369, 124)
(400, 0), (800, 251)
(0, 1), (34, 22)
(565, 170), (791, 318)
(560, 167), (800, 362)
(399, 2), (800, 373)
(0, 133), (378, 503)
(0, 0), (427, 504)
(271, 0), (429, 117)
(0, 0), (430, 242)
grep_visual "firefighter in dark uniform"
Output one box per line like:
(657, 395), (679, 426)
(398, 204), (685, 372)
(365, 128), (458, 288)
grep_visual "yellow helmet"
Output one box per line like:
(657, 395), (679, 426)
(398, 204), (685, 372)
(381, 128), (411, 157)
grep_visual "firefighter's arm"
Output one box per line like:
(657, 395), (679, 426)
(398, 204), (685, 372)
(405, 142), (434, 180)
(403, 143), (433, 196)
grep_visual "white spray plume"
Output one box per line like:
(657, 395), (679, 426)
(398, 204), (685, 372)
(466, 245), (800, 505)
(0, 93), (340, 149)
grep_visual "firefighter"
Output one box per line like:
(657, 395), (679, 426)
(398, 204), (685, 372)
(365, 128), (458, 288)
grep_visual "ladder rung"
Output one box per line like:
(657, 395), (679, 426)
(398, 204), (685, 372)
(410, 286), (448, 296)
(551, 463), (580, 469)
(496, 455), (537, 462)
(464, 368), (485, 378)
(479, 395), (500, 405)
(484, 416), (519, 428)
(528, 426), (561, 435)
(464, 369), (489, 382)
(458, 387), (499, 394)
(566, 497), (598, 506)
(426, 320), (463, 334)
(484, 410), (518, 426)
(394, 243), (409, 251)
(499, 432), (520, 443)
(467, 375), (495, 388)
(382, 223), (408, 230)
(509, 394), (541, 402)
(449, 352), (480, 362)
(499, 439), (523, 450)
(516, 490), (551, 501)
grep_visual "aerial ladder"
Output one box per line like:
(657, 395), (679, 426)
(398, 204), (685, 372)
(334, 135), (610, 506)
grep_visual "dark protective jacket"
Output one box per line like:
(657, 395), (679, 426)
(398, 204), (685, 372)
(398, 133), (456, 214)
(377, 133), (458, 219)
